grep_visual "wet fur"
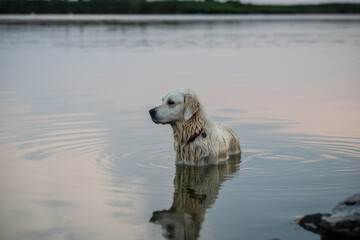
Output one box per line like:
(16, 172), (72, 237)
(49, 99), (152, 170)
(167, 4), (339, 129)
(150, 88), (241, 165)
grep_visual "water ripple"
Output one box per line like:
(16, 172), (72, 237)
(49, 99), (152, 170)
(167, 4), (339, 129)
(0, 112), (108, 160)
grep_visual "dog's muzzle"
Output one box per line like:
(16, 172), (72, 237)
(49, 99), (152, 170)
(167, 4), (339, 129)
(149, 108), (159, 124)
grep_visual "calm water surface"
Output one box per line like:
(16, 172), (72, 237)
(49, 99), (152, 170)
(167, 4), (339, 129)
(0, 15), (360, 240)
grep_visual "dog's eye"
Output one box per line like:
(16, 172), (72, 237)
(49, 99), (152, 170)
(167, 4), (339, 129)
(168, 100), (175, 105)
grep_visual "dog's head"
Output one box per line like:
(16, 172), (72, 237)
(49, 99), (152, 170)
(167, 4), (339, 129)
(149, 88), (201, 125)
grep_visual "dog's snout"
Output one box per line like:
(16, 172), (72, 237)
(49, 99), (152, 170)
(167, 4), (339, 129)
(149, 108), (157, 117)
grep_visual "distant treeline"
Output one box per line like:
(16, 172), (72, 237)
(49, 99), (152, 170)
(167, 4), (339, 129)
(0, 0), (360, 14)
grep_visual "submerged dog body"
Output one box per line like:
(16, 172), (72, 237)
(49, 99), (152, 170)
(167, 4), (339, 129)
(149, 88), (241, 165)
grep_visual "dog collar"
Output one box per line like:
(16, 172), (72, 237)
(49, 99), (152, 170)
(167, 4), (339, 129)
(187, 124), (206, 144)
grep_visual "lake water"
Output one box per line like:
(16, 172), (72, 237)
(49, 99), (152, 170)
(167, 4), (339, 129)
(0, 15), (360, 240)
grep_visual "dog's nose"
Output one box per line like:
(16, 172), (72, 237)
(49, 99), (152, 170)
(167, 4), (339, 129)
(149, 108), (157, 117)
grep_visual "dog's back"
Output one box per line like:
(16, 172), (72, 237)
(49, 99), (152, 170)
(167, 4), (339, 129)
(222, 125), (241, 154)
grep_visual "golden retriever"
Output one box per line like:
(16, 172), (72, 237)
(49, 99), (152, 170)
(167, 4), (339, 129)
(149, 88), (241, 165)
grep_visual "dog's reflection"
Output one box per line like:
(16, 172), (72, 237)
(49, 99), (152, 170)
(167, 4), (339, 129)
(150, 154), (241, 240)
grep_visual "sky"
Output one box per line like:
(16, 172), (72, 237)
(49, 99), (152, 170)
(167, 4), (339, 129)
(242, 0), (360, 4)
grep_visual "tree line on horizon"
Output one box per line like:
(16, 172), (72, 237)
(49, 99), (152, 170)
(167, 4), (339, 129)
(0, 0), (359, 14)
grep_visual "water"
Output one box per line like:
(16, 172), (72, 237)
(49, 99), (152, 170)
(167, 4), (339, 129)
(0, 15), (360, 240)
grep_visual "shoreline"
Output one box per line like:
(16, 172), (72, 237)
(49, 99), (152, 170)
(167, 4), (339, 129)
(1, 1), (359, 15)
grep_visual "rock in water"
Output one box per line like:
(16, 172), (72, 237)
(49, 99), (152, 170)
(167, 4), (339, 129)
(298, 193), (360, 239)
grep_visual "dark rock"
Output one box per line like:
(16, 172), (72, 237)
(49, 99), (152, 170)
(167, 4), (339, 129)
(297, 193), (360, 239)
(298, 213), (330, 234)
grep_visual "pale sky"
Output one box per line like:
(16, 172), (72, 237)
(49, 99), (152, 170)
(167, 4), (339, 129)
(243, 0), (360, 4)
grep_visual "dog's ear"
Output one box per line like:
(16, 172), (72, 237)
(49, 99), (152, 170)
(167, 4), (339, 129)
(184, 91), (200, 121)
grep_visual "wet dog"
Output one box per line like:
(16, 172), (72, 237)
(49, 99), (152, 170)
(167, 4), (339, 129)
(149, 88), (241, 165)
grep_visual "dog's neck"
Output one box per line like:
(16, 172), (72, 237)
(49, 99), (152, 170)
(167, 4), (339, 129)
(171, 108), (206, 147)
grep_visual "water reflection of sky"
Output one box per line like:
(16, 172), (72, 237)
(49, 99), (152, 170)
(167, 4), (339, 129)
(0, 15), (360, 240)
